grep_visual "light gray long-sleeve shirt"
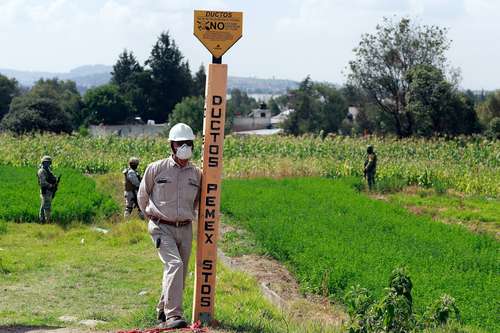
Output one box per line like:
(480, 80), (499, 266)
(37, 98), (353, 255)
(137, 156), (201, 222)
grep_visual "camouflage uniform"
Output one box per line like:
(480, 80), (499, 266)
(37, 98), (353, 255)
(364, 145), (377, 190)
(124, 157), (144, 219)
(37, 156), (57, 223)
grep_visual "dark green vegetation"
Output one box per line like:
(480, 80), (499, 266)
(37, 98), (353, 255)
(0, 78), (80, 134)
(0, 165), (118, 224)
(0, 32), (204, 133)
(221, 178), (499, 331)
(344, 268), (462, 332)
(347, 17), (480, 138)
(0, 74), (19, 120)
(283, 77), (348, 136)
(169, 87), (260, 135)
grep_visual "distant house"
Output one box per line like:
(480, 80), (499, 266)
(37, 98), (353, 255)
(232, 103), (272, 132)
(271, 109), (295, 127)
(348, 106), (360, 120)
(89, 121), (166, 138)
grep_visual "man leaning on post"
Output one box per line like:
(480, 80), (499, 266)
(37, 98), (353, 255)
(137, 123), (201, 329)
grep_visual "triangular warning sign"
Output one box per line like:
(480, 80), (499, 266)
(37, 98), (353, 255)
(194, 10), (243, 58)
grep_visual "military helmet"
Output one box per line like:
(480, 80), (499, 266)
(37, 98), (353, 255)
(367, 145), (374, 154)
(41, 155), (52, 163)
(128, 157), (140, 166)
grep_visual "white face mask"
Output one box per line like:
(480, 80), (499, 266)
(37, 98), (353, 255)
(176, 144), (193, 160)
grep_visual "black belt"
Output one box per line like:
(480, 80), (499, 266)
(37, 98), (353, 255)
(155, 219), (191, 227)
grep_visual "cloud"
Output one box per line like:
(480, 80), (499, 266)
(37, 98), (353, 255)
(0, 0), (229, 71)
(0, 0), (498, 88)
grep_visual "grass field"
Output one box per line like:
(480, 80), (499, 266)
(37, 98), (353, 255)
(0, 220), (343, 333)
(0, 172), (342, 333)
(221, 177), (499, 331)
(0, 133), (498, 332)
(0, 165), (118, 224)
(382, 187), (500, 236)
(0, 133), (498, 196)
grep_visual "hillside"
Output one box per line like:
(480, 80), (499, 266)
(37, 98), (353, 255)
(0, 66), (299, 95)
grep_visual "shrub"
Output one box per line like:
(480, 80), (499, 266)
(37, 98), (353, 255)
(1, 96), (72, 134)
(345, 268), (461, 333)
(424, 294), (461, 328)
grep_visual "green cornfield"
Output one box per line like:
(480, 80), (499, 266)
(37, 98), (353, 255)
(0, 133), (498, 196)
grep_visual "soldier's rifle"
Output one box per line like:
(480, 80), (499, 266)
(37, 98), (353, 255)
(52, 175), (62, 199)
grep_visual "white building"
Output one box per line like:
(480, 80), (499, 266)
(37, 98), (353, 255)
(232, 103), (272, 132)
(89, 124), (166, 137)
(270, 109), (295, 127)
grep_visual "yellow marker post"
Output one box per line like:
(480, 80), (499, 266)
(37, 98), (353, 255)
(192, 10), (243, 326)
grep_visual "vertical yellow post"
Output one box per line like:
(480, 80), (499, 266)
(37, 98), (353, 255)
(192, 63), (227, 325)
(192, 9), (242, 326)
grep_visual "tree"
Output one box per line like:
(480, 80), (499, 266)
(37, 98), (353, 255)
(406, 65), (480, 136)
(111, 49), (143, 86)
(192, 64), (206, 97)
(0, 74), (20, 120)
(268, 96), (288, 116)
(227, 88), (258, 116)
(486, 117), (500, 139)
(283, 77), (348, 136)
(146, 32), (193, 122)
(315, 84), (349, 134)
(348, 17), (451, 137)
(476, 90), (500, 131)
(284, 77), (320, 135)
(83, 84), (133, 125)
(29, 78), (83, 128)
(168, 96), (204, 134)
(111, 50), (152, 122)
(0, 95), (72, 134)
(226, 89), (259, 132)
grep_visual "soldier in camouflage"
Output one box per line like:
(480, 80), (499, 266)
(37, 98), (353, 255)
(364, 145), (377, 191)
(123, 157), (144, 219)
(37, 156), (58, 223)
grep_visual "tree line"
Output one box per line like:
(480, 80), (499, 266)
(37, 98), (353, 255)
(0, 32), (207, 134)
(281, 17), (499, 138)
(0, 19), (499, 138)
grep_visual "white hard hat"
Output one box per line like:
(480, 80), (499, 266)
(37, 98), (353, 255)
(168, 123), (195, 141)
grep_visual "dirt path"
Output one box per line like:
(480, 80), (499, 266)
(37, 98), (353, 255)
(218, 224), (347, 328)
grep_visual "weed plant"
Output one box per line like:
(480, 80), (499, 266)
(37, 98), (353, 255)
(344, 268), (462, 333)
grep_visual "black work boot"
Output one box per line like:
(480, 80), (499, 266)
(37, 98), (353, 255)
(157, 310), (166, 323)
(159, 316), (187, 329)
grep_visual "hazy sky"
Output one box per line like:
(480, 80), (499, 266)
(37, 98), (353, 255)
(0, 0), (499, 89)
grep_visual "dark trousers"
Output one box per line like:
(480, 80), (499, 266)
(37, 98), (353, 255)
(367, 173), (375, 190)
